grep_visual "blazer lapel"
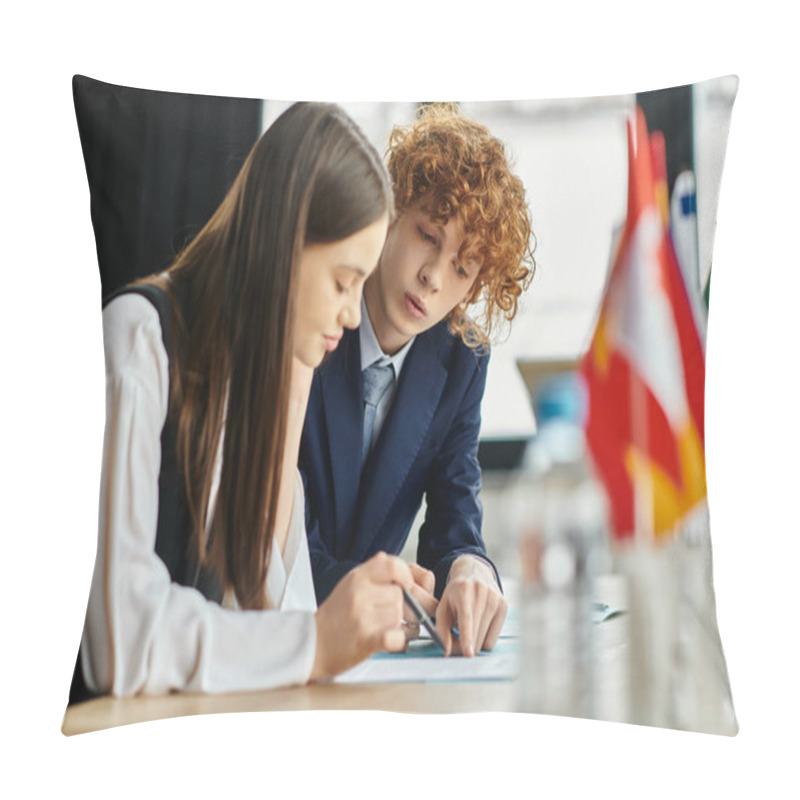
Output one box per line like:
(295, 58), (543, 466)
(320, 328), (363, 553)
(355, 326), (451, 554)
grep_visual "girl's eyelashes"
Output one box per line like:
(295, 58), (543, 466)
(335, 274), (365, 295)
(455, 263), (469, 278)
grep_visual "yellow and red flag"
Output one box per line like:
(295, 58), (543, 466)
(580, 106), (707, 542)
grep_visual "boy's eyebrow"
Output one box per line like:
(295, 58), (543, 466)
(420, 214), (444, 232)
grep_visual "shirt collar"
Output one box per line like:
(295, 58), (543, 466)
(359, 295), (415, 377)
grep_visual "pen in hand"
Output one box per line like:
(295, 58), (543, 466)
(401, 588), (447, 653)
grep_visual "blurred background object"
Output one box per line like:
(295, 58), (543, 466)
(74, 76), (261, 300)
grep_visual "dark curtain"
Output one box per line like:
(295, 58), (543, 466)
(636, 82), (694, 201)
(73, 75), (262, 300)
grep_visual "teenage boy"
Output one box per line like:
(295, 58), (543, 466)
(300, 104), (533, 657)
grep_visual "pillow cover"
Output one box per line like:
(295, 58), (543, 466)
(64, 75), (737, 736)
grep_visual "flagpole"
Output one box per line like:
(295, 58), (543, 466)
(627, 107), (678, 730)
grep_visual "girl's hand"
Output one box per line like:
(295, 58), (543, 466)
(400, 563), (438, 641)
(310, 552), (414, 681)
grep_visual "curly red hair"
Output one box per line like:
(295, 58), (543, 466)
(387, 103), (535, 348)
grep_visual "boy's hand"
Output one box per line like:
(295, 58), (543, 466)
(435, 556), (506, 658)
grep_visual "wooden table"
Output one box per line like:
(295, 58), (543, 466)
(62, 678), (519, 736)
(66, 571), (738, 736)
(62, 575), (635, 736)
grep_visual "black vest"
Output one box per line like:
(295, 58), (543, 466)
(68, 284), (222, 704)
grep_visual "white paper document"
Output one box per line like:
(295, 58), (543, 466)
(335, 639), (520, 685)
(334, 600), (624, 685)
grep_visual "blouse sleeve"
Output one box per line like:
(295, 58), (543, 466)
(80, 294), (317, 696)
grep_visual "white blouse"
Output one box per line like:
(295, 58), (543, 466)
(80, 293), (317, 696)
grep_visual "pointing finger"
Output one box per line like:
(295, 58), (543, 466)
(435, 598), (455, 658)
(455, 593), (475, 658)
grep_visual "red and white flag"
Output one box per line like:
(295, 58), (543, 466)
(580, 106), (707, 542)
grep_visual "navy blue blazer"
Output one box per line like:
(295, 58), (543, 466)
(299, 319), (499, 603)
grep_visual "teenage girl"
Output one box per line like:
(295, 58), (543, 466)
(72, 102), (414, 698)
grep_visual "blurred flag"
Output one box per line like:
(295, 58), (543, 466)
(580, 106), (707, 542)
(670, 169), (708, 336)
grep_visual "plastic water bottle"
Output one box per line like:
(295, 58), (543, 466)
(517, 373), (610, 719)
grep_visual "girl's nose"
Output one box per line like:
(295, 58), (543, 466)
(340, 297), (361, 329)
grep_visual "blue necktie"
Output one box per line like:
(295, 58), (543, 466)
(362, 361), (394, 466)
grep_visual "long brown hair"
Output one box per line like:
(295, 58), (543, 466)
(145, 103), (392, 609)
